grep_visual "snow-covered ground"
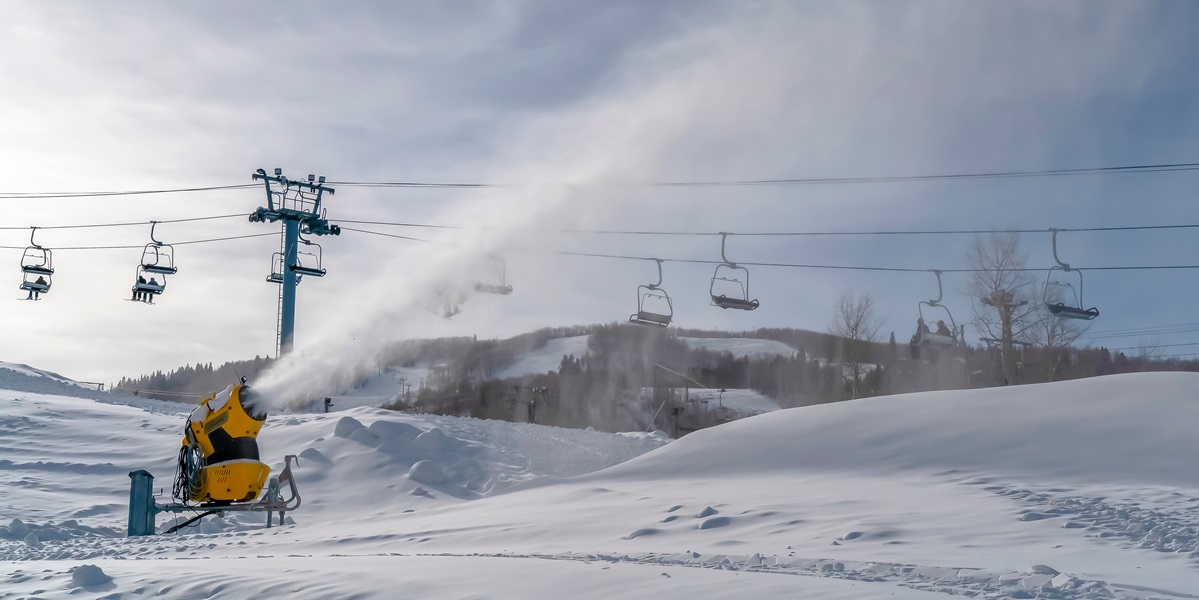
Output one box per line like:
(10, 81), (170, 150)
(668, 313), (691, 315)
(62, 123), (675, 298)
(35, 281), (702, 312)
(680, 336), (797, 359)
(4, 362), (1199, 598)
(685, 388), (780, 415)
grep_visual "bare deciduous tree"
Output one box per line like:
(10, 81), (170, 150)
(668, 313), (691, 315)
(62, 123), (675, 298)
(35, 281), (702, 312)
(967, 232), (1038, 384)
(1135, 337), (1164, 361)
(830, 290), (882, 399)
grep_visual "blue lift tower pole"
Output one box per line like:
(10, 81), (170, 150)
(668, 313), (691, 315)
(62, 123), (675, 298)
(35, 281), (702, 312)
(249, 168), (340, 356)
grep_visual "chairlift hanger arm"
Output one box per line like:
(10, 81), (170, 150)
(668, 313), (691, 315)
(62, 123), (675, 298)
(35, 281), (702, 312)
(719, 232), (736, 266)
(647, 258), (664, 289)
(148, 221), (167, 246)
(928, 269), (944, 305)
(1050, 228), (1071, 271)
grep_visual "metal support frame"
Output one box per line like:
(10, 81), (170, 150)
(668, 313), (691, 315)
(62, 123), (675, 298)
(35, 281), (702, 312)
(249, 168), (340, 356)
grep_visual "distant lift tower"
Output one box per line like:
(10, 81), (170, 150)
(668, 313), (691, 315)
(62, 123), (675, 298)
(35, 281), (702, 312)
(249, 168), (340, 356)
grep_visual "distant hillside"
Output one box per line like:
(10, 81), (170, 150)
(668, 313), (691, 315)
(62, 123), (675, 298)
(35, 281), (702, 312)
(119, 323), (1199, 426)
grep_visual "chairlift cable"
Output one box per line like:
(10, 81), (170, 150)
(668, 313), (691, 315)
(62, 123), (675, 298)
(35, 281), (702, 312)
(331, 218), (1199, 238)
(338, 226), (1199, 274)
(0, 184), (257, 199)
(0, 232), (275, 251)
(0, 213), (246, 231)
(327, 161), (1199, 188)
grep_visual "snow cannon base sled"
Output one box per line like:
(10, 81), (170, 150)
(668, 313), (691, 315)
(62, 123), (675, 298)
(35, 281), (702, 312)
(125, 380), (302, 536)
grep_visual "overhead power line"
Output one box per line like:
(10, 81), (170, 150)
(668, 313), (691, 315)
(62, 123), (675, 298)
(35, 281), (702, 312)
(328, 161), (1199, 188)
(339, 226), (1199, 274)
(3, 160), (1197, 198)
(1102, 341), (1199, 351)
(1078, 320), (1199, 339)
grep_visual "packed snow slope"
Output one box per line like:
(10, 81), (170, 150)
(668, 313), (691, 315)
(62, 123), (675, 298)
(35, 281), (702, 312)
(4, 370), (1199, 599)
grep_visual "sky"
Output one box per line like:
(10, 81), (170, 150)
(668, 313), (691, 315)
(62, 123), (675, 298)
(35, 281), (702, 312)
(1, 1), (1198, 388)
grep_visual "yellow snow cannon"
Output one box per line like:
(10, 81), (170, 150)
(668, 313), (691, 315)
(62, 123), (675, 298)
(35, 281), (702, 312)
(176, 381), (271, 504)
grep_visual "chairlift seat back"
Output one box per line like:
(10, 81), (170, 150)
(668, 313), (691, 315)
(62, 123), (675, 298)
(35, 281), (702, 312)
(21, 265), (53, 276)
(711, 294), (759, 311)
(134, 282), (165, 294)
(1045, 301), (1098, 320)
(290, 265), (326, 277)
(919, 332), (955, 346)
(630, 311), (671, 327)
(475, 283), (513, 295)
(141, 264), (178, 276)
(20, 282), (50, 293)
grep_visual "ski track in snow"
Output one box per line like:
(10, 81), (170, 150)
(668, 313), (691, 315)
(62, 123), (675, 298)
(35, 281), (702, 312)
(975, 480), (1199, 561)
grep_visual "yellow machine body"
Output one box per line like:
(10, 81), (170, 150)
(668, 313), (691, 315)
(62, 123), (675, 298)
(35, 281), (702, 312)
(181, 384), (271, 504)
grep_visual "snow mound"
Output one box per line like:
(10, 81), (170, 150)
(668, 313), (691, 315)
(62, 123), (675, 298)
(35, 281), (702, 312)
(69, 564), (112, 587)
(606, 372), (1199, 487)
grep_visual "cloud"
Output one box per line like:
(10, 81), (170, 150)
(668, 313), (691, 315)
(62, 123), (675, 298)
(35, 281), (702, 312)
(1, 1), (1195, 384)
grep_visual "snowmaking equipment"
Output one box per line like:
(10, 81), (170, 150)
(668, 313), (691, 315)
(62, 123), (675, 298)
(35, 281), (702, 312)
(126, 379), (301, 536)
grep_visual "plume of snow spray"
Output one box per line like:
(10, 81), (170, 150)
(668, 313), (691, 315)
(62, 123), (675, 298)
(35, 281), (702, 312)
(253, 13), (806, 412)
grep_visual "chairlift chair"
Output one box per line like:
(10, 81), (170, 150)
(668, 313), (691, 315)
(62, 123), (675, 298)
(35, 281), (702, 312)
(19, 272), (51, 297)
(629, 259), (674, 327)
(1042, 229), (1099, 320)
(916, 270), (958, 346)
(20, 228), (54, 277)
(289, 233), (326, 278)
(139, 222), (178, 275)
(131, 266), (166, 302)
(267, 252), (286, 284)
(709, 233), (759, 311)
(474, 255), (513, 295)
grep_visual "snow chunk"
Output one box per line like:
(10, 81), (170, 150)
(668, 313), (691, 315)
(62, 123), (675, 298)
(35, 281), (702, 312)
(70, 564), (112, 587)
(299, 447), (332, 465)
(408, 460), (447, 486)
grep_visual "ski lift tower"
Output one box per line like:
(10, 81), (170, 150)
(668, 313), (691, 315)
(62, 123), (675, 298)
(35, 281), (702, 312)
(249, 168), (340, 356)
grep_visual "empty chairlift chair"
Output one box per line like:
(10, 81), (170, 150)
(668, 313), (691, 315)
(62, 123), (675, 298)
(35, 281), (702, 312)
(289, 233), (326, 278)
(19, 227), (54, 298)
(267, 252), (286, 284)
(709, 232), (759, 311)
(1043, 229), (1099, 321)
(629, 259), (674, 327)
(139, 222), (178, 276)
(474, 255), (513, 295)
(916, 270), (958, 346)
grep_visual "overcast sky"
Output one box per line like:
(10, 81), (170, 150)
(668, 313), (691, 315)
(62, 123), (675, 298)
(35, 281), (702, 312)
(2, 1), (1198, 389)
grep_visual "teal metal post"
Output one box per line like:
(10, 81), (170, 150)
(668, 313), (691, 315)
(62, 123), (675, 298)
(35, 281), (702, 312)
(280, 220), (299, 353)
(127, 470), (157, 536)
